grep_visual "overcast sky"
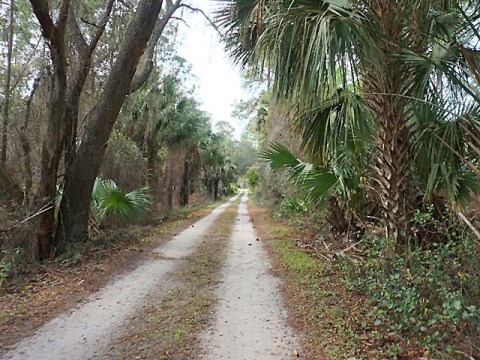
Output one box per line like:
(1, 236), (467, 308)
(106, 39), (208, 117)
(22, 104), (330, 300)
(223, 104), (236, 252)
(175, 0), (252, 139)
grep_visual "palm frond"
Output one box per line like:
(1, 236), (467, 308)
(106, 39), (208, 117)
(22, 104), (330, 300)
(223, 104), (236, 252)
(260, 142), (338, 203)
(91, 178), (152, 225)
(296, 88), (373, 166)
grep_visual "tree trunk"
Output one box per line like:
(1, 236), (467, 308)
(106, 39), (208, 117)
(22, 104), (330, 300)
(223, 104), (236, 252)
(326, 196), (349, 234)
(64, 1), (115, 171)
(29, 0), (114, 257)
(166, 158), (174, 210)
(368, 58), (413, 248)
(28, 0), (70, 259)
(1, 0), (14, 164)
(371, 105), (413, 253)
(213, 178), (220, 201)
(179, 158), (190, 207)
(20, 76), (41, 199)
(145, 138), (159, 199)
(57, 0), (165, 247)
(365, 1), (429, 253)
(34, 52), (68, 259)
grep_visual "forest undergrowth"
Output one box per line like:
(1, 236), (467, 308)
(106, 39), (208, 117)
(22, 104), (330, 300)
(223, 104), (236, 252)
(249, 190), (479, 359)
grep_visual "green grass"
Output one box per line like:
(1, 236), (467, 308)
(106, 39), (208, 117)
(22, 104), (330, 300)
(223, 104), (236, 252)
(262, 216), (372, 358)
(276, 242), (316, 274)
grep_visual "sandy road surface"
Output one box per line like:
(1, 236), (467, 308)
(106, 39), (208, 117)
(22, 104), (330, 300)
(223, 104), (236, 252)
(3, 196), (238, 360)
(3, 193), (299, 360)
(199, 194), (298, 359)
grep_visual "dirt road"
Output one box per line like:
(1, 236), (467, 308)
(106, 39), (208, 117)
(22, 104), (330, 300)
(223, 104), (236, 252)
(199, 194), (298, 359)
(4, 194), (298, 360)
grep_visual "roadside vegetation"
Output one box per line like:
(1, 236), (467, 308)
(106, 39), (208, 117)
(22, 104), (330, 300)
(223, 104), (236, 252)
(223, 0), (480, 357)
(2, 0), (480, 358)
(0, 1), (258, 287)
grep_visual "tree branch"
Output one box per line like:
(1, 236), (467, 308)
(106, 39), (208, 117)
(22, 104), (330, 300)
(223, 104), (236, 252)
(29, 0), (57, 41)
(23, 75), (42, 130)
(68, 7), (88, 57)
(130, 0), (183, 93)
(57, 0), (70, 32)
(179, 3), (222, 37)
(80, 17), (102, 28)
(11, 37), (42, 93)
(88, 0), (115, 54)
(171, 16), (188, 26)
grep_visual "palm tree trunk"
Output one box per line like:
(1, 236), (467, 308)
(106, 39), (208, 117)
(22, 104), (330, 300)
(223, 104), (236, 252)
(326, 196), (349, 234)
(371, 100), (413, 252)
(146, 138), (158, 199)
(365, 0), (430, 252)
(213, 179), (220, 201)
(179, 158), (190, 207)
(163, 158), (174, 211)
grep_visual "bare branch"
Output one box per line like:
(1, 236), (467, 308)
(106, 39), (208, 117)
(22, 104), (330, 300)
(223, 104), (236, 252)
(23, 75), (42, 130)
(171, 16), (188, 26)
(0, 204), (55, 234)
(88, 0), (115, 53)
(67, 0), (115, 97)
(11, 37), (42, 92)
(458, 212), (480, 249)
(179, 3), (222, 37)
(80, 17), (102, 28)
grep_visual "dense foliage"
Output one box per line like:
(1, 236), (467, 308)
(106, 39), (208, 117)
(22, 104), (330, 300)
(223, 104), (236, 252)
(0, 1), (258, 277)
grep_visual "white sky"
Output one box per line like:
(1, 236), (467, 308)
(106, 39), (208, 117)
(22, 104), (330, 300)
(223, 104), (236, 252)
(175, 0), (252, 139)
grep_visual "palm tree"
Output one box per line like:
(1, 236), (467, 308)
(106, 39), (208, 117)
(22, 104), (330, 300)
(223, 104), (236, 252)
(160, 97), (210, 208)
(201, 132), (238, 200)
(122, 73), (180, 198)
(217, 0), (480, 251)
(261, 141), (368, 233)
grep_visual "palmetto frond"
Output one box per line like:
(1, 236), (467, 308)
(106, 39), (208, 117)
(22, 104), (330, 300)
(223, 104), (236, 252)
(216, 0), (373, 102)
(411, 102), (480, 204)
(296, 88), (374, 167)
(91, 178), (152, 225)
(260, 142), (339, 204)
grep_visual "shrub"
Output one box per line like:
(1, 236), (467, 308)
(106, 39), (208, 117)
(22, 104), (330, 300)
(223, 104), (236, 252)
(276, 196), (311, 218)
(91, 178), (152, 226)
(342, 235), (480, 355)
(246, 167), (261, 190)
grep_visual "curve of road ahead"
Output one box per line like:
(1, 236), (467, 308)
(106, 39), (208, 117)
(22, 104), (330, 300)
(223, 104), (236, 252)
(4, 192), (298, 360)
